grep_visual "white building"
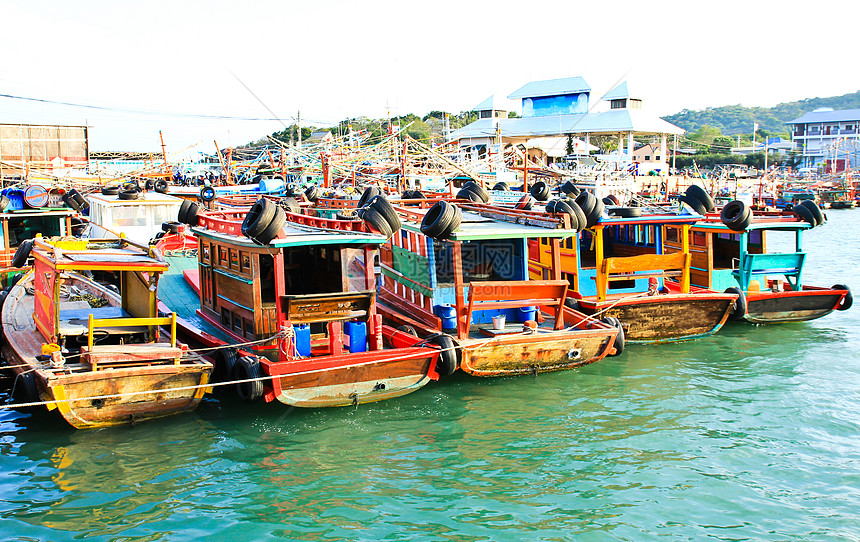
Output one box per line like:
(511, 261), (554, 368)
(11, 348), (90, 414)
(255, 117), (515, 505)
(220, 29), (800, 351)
(787, 107), (860, 170)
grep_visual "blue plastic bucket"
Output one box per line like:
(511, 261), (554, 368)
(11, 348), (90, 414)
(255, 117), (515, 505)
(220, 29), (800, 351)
(518, 306), (537, 322)
(434, 304), (457, 330)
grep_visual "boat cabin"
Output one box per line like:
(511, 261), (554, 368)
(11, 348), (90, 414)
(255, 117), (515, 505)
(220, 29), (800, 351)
(0, 208), (78, 270)
(192, 210), (383, 362)
(86, 191), (185, 245)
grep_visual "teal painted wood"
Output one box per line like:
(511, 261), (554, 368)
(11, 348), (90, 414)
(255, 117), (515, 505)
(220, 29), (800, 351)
(735, 252), (806, 291)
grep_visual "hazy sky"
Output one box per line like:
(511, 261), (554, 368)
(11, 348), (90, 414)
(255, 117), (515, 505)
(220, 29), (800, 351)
(2, 0), (858, 156)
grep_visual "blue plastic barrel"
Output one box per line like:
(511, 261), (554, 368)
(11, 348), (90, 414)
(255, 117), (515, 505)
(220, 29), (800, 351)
(259, 177), (285, 194)
(434, 304), (457, 330)
(295, 324), (311, 357)
(344, 321), (367, 353)
(4, 189), (24, 211)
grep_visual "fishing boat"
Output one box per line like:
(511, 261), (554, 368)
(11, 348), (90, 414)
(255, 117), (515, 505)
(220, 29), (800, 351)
(159, 198), (442, 407)
(528, 188), (739, 343)
(374, 197), (623, 377)
(0, 236), (211, 429)
(664, 200), (852, 323)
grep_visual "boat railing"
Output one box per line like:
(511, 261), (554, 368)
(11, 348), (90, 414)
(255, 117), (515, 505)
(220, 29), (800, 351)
(596, 252), (691, 301)
(461, 280), (568, 339)
(735, 252), (806, 291)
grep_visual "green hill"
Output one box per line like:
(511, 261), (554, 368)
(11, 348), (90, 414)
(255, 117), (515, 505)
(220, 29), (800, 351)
(662, 91), (860, 136)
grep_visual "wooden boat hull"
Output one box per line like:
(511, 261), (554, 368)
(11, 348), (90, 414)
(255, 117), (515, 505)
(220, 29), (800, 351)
(263, 347), (437, 407)
(458, 329), (614, 377)
(743, 287), (845, 324)
(577, 293), (736, 343)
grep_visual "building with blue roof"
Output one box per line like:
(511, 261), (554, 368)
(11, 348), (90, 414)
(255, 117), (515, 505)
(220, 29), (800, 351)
(787, 107), (860, 170)
(448, 76), (684, 174)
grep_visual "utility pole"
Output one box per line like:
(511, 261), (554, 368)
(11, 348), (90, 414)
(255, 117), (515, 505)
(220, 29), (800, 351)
(297, 110), (302, 148)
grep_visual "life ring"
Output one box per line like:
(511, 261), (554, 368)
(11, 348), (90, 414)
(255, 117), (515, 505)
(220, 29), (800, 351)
(199, 186), (216, 202)
(234, 356), (264, 403)
(725, 287), (747, 320)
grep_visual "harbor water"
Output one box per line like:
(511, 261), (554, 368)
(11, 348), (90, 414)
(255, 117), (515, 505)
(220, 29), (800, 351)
(1, 211), (858, 541)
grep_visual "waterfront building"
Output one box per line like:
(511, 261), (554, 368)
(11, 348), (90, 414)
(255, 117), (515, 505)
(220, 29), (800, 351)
(787, 107), (860, 171)
(448, 77), (684, 173)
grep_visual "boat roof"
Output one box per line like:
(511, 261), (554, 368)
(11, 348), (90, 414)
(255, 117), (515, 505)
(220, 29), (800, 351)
(87, 191), (184, 206)
(691, 215), (812, 232)
(193, 221), (387, 248)
(32, 237), (168, 271)
(596, 208), (704, 227)
(0, 208), (77, 219)
(399, 207), (579, 241)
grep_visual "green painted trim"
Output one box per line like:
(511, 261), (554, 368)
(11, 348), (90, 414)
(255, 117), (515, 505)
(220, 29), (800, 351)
(392, 245), (431, 287)
(214, 267), (253, 285)
(381, 266), (434, 298)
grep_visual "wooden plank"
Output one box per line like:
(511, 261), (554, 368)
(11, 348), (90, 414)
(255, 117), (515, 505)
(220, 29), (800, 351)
(380, 264), (434, 298)
(602, 252), (689, 275)
(281, 291), (373, 324)
(467, 280), (568, 303)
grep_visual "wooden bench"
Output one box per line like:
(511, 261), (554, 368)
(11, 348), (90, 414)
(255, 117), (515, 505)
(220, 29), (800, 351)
(734, 252), (806, 291)
(280, 290), (374, 324)
(597, 252), (690, 301)
(463, 280), (567, 338)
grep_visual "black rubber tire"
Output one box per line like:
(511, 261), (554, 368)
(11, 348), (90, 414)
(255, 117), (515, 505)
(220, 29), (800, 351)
(9, 273), (23, 287)
(574, 191), (597, 217)
(427, 333), (458, 376)
(242, 199), (277, 238)
(154, 179), (169, 193)
(561, 181), (580, 196)
(178, 199), (192, 223)
(515, 195), (534, 210)
(11, 240), (32, 268)
(234, 356), (264, 403)
(799, 200), (825, 226)
(397, 325), (418, 336)
(492, 182), (510, 191)
(546, 199), (584, 230)
(421, 201), (456, 238)
(685, 184), (716, 212)
(211, 348), (238, 385)
(0, 288), (9, 314)
(720, 200), (752, 231)
(118, 189), (139, 201)
(367, 195), (401, 232)
(587, 197), (604, 227)
(462, 181), (489, 202)
(832, 284), (852, 311)
(122, 181), (140, 192)
(144, 180), (155, 191)
(567, 201), (588, 230)
(564, 297), (580, 312)
(304, 185), (320, 202)
(606, 194), (620, 205)
(254, 206), (286, 245)
(792, 204), (817, 227)
(280, 197), (301, 214)
(530, 181), (550, 201)
(12, 371), (39, 407)
(601, 316), (625, 356)
(439, 204), (462, 239)
(610, 207), (642, 218)
(101, 185), (120, 195)
(358, 186), (381, 208)
(60, 192), (78, 211)
(602, 197), (616, 206)
(456, 187), (483, 202)
(401, 190), (420, 200)
(162, 221), (182, 234)
(362, 206), (393, 237)
(200, 186), (216, 202)
(335, 210), (360, 221)
(725, 287), (747, 320)
(184, 202), (200, 226)
(679, 193), (707, 215)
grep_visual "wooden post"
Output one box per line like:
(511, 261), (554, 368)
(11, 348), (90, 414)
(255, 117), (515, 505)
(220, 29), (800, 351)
(550, 238), (562, 281)
(594, 226), (606, 302)
(680, 224), (690, 293)
(452, 241), (466, 340)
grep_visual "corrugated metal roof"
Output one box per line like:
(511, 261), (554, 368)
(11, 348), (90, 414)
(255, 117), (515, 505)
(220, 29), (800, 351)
(787, 108), (860, 124)
(507, 76), (591, 99)
(602, 82), (630, 100)
(447, 109), (684, 141)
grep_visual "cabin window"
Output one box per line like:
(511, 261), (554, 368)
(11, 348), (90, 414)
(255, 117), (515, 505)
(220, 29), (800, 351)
(220, 307), (230, 327)
(232, 311), (242, 334)
(564, 237), (573, 250)
(112, 205), (147, 227)
(241, 253), (251, 273)
(219, 247), (228, 266)
(244, 318), (255, 340)
(259, 253), (276, 303)
(229, 248), (240, 271)
(666, 227), (679, 243)
(202, 243), (210, 263)
(692, 232), (707, 247)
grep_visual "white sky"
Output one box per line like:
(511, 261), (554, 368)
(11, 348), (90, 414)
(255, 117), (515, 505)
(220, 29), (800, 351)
(2, 0), (858, 156)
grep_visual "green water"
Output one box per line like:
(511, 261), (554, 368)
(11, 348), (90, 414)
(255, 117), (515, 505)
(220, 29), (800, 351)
(1, 212), (858, 541)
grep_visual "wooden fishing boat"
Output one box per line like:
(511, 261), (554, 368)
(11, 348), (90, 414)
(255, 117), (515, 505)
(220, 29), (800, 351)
(664, 204), (852, 323)
(529, 191), (738, 343)
(0, 236), (211, 429)
(374, 198), (622, 377)
(159, 198), (442, 407)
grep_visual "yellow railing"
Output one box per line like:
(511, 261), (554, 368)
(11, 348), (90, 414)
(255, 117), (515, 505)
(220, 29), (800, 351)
(87, 312), (177, 350)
